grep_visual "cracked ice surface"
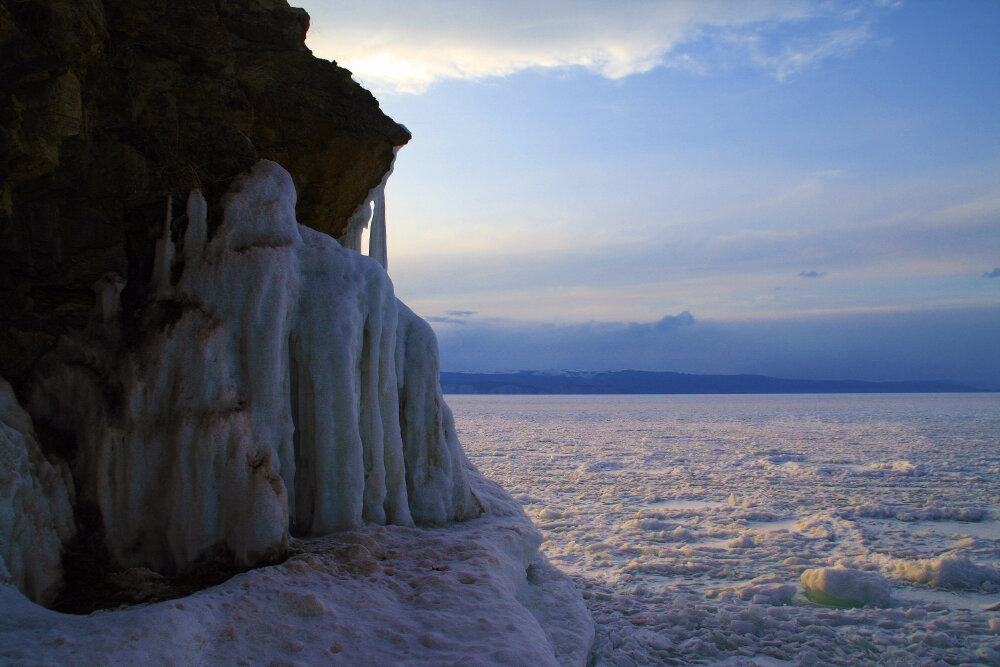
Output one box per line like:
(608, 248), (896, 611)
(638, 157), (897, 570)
(453, 393), (1000, 666)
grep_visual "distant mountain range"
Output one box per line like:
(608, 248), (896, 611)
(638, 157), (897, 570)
(439, 370), (985, 395)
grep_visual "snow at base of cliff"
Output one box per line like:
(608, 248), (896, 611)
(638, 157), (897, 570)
(0, 467), (593, 666)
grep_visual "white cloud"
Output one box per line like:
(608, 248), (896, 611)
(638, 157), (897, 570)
(299, 0), (888, 93)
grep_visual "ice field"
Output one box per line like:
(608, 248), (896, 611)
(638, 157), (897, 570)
(452, 393), (1000, 665)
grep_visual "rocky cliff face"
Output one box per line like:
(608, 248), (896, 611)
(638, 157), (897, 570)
(0, 0), (410, 386)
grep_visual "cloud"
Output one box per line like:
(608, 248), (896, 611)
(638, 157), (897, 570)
(447, 310), (478, 317)
(426, 316), (469, 325)
(428, 306), (1000, 388)
(983, 268), (1000, 279)
(798, 270), (827, 278)
(301, 1), (889, 93)
(743, 24), (874, 81)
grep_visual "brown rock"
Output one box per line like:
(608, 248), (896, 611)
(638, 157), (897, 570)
(0, 0), (410, 386)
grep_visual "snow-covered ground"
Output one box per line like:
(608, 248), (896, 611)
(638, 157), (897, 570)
(0, 466), (593, 666)
(453, 393), (1000, 665)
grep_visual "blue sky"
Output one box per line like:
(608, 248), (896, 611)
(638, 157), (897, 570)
(297, 1), (1000, 387)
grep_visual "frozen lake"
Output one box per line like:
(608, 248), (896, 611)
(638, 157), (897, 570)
(451, 393), (1000, 666)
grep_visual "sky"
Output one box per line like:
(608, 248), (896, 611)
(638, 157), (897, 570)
(297, 1), (1000, 387)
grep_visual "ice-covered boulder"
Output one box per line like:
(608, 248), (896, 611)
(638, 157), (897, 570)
(0, 379), (75, 605)
(27, 161), (478, 575)
(800, 566), (892, 607)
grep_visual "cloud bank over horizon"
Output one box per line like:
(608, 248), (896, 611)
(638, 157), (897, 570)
(302, 0), (891, 93)
(425, 306), (1000, 389)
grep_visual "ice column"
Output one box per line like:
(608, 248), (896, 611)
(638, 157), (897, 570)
(151, 196), (175, 298)
(340, 199), (372, 253)
(367, 147), (398, 271)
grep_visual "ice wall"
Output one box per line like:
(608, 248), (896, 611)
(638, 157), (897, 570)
(0, 379), (75, 605)
(27, 161), (478, 575)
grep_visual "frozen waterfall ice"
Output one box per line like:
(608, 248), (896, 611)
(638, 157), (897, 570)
(0, 379), (74, 605)
(339, 146), (398, 270)
(25, 160), (478, 575)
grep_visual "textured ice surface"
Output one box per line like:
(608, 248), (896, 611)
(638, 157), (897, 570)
(27, 161), (477, 574)
(0, 380), (74, 605)
(801, 567), (892, 607)
(454, 393), (1000, 666)
(0, 469), (594, 666)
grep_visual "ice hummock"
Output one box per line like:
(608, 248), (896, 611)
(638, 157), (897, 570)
(800, 566), (893, 607)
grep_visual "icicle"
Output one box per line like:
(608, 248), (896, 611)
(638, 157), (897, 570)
(339, 147), (398, 269)
(367, 147), (399, 271)
(151, 195), (175, 299)
(93, 272), (126, 323)
(340, 199), (372, 252)
(183, 190), (207, 266)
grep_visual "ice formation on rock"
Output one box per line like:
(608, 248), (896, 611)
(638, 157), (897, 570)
(0, 379), (75, 605)
(339, 146), (398, 270)
(27, 160), (478, 575)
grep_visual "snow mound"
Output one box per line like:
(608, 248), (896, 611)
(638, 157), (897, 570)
(800, 566), (892, 607)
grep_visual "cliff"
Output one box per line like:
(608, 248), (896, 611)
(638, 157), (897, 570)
(0, 2), (593, 662)
(0, 0), (410, 385)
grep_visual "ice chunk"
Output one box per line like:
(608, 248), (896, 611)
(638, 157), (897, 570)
(887, 554), (1000, 589)
(801, 566), (892, 607)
